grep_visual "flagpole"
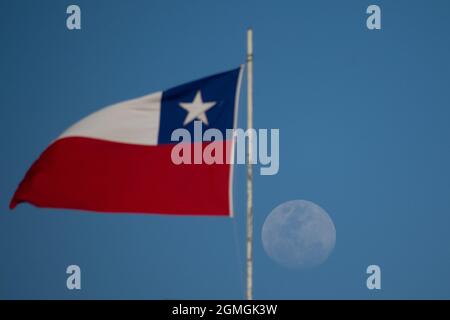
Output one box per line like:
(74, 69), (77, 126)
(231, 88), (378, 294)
(246, 28), (254, 301)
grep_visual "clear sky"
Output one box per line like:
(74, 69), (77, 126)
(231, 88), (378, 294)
(1, 0), (450, 299)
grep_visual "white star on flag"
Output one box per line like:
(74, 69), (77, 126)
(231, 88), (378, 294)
(179, 90), (216, 126)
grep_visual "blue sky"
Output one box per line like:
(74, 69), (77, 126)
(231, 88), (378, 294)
(1, 0), (450, 299)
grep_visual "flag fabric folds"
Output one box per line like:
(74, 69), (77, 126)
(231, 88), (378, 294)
(10, 67), (243, 216)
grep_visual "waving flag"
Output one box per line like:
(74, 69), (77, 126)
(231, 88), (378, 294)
(10, 67), (243, 216)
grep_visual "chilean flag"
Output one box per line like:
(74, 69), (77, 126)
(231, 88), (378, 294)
(10, 67), (243, 216)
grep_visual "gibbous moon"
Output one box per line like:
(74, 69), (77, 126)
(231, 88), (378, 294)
(262, 200), (336, 269)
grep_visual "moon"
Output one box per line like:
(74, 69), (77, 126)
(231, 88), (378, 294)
(262, 200), (336, 269)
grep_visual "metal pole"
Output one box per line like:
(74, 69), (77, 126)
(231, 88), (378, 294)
(246, 28), (254, 301)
